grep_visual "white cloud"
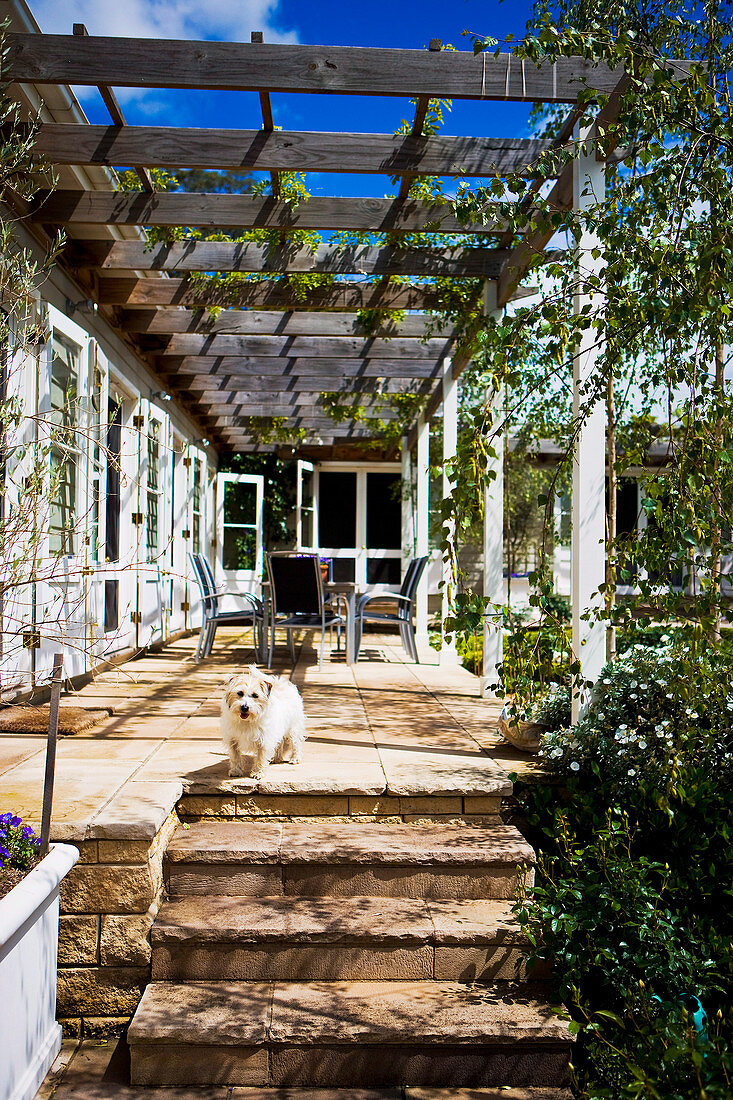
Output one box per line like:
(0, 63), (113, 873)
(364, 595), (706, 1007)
(32, 0), (298, 44)
(31, 0), (298, 115)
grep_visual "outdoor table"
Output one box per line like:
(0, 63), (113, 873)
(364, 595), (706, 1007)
(261, 579), (357, 666)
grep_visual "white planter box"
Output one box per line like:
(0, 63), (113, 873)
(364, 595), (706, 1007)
(0, 844), (79, 1100)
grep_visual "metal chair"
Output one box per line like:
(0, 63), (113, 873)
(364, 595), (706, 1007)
(354, 555), (429, 662)
(189, 552), (264, 661)
(266, 551), (345, 671)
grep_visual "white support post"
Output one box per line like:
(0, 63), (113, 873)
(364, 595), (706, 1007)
(415, 412), (430, 651)
(441, 356), (459, 665)
(400, 435), (413, 574)
(571, 124), (607, 721)
(482, 283), (504, 697)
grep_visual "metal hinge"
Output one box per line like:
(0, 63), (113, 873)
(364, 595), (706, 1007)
(131, 512), (144, 525)
(183, 457), (192, 467)
(181, 601), (190, 612)
(130, 611), (142, 624)
(182, 529), (190, 539)
(132, 414), (145, 429)
(23, 630), (40, 650)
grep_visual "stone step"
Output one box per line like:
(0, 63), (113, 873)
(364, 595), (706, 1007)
(127, 980), (572, 1088)
(165, 820), (535, 900)
(151, 895), (546, 982)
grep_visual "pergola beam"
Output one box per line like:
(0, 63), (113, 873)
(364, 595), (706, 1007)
(6, 35), (625, 103)
(33, 125), (552, 179)
(158, 356), (441, 378)
(157, 334), (453, 358)
(120, 308), (455, 338)
(95, 277), (482, 311)
(71, 240), (510, 277)
(32, 191), (507, 235)
(172, 377), (424, 397)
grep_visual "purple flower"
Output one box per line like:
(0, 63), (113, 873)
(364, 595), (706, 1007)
(9, 816), (21, 828)
(0, 812), (12, 824)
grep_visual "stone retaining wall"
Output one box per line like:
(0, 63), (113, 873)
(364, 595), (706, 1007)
(57, 810), (178, 1037)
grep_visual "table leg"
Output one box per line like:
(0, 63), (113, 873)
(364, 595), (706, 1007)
(346, 591), (356, 665)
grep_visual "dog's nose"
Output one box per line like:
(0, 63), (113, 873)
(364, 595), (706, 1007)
(240, 704), (249, 717)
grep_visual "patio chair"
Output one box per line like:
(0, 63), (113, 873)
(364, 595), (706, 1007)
(354, 555), (429, 663)
(189, 552), (264, 662)
(266, 551), (345, 672)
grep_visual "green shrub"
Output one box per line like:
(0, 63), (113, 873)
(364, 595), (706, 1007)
(514, 644), (733, 1099)
(530, 685), (571, 729)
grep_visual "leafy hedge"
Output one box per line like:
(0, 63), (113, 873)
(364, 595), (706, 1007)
(515, 645), (733, 1098)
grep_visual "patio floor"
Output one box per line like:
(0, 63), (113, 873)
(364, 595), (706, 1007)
(0, 629), (543, 844)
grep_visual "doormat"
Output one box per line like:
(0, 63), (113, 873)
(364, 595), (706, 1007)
(0, 705), (113, 735)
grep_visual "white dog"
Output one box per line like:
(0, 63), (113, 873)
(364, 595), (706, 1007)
(220, 665), (306, 780)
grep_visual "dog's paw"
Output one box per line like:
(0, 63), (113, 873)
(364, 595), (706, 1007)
(250, 770), (264, 781)
(289, 756), (301, 765)
(228, 765), (245, 778)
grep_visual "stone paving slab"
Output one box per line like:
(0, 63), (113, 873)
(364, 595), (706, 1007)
(0, 630), (535, 843)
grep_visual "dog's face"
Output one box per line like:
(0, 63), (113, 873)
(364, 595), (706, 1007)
(223, 665), (275, 722)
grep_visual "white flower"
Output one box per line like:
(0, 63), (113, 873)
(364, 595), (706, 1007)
(570, 761), (580, 772)
(639, 741), (647, 749)
(628, 768), (636, 776)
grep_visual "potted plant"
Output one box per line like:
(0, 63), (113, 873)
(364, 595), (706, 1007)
(499, 686), (572, 753)
(0, 814), (78, 1100)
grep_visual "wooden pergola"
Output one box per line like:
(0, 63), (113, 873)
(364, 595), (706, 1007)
(7, 30), (627, 454)
(6, 29), (631, 700)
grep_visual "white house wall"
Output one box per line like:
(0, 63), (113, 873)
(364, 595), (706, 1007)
(1, 223), (219, 696)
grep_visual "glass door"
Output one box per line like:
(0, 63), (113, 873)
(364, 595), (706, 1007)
(296, 459), (316, 551)
(316, 465), (402, 590)
(216, 472), (264, 596)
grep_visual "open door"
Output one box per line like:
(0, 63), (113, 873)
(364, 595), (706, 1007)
(296, 459), (316, 551)
(216, 472), (264, 596)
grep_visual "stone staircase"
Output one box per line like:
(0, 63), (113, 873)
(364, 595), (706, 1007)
(126, 818), (572, 1093)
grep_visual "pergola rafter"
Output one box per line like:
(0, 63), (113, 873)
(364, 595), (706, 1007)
(6, 34), (625, 101)
(69, 240), (511, 278)
(31, 125), (553, 179)
(119, 309), (456, 338)
(31, 191), (510, 235)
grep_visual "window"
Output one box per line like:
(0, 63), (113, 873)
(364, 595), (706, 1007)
(49, 333), (80, 556)
(146, 419), (161, 562)
(192, 457), (203, 553)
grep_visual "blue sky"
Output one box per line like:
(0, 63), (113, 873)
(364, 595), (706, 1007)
(32, 0), (541, 200)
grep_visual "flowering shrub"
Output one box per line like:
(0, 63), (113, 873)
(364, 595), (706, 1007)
(539, 644), (733, 797)
(0, 813), (41, 872)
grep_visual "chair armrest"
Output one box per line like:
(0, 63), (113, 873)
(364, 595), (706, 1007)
(356, 591), (414, 613)
(213, 590), (264, 613)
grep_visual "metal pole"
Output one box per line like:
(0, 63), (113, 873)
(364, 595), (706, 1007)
(40, 653), (63, 857)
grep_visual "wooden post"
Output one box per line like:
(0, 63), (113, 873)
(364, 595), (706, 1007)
(415, 413), (430, 651)
(441, 356), (459, 664)
(39, 653), (64, 857)
(482, 283), (504, 697)
(571, 123), (606, 721)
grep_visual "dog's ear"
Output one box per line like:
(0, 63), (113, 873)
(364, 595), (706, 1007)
(247, 663), (259, 675)
(223, 674), (239, 689)
(259, 672), (276, 697)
